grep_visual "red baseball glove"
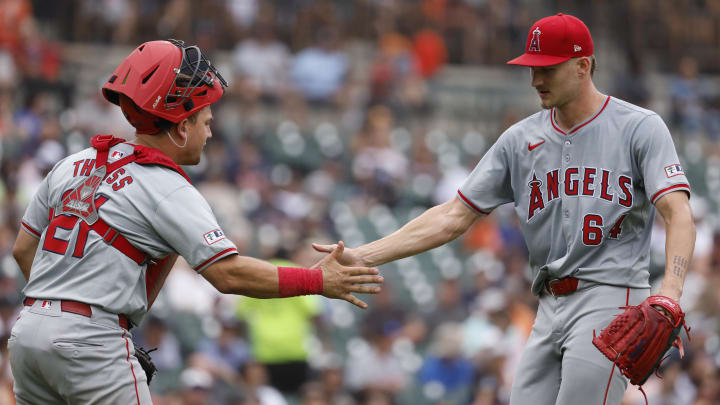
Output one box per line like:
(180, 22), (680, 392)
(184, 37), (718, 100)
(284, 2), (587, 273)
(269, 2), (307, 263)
(592, 295), (690, 386)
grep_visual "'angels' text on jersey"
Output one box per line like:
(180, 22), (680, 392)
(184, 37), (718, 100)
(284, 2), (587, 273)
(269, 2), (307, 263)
(527, 167), (632, 221)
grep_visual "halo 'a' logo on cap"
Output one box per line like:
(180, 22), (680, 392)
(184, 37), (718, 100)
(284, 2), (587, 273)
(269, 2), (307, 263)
(574, 45), (582, 52)
(529, 27), (541, 52)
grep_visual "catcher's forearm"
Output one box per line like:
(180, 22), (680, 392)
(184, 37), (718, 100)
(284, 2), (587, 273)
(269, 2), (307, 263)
(202, 255), (282, 297)
(656, 192), (695, 301)
(202, 255), (323, 298)
(356, 197), (478, 267)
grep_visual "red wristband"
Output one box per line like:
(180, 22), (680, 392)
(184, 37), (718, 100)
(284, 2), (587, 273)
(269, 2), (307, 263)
(277, 267), (324, 297)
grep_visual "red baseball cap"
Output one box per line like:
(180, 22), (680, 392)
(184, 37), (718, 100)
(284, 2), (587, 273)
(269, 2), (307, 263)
(507, 13), (593, 67)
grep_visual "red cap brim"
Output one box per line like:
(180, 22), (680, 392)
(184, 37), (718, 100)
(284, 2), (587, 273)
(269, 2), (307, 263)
(507, 53), (571, 67)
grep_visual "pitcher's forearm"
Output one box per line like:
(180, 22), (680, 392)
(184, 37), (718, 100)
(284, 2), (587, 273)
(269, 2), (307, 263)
(655, 192), (695, 301)
(356, 198), (478, 267)
(660, 216), (695, 300)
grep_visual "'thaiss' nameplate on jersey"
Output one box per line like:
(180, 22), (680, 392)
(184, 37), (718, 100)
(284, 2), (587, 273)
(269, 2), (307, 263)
(55, 166), (106, 225)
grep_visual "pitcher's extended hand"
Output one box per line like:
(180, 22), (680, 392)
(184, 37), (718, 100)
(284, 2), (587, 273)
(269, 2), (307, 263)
(312, 241), (364, 267)
(315, 241), (382, 309)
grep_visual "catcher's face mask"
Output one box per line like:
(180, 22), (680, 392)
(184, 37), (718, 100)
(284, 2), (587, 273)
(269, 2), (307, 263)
(164, 39), (228, 111)
(102, 39), (228, 133)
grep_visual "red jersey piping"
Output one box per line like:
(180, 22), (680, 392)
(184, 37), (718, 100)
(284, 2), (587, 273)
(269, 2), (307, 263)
(650, 184), (690, 204)
(551, 96), (611, 135)
(21, 222), (41, 238)
(194, 248), (238, 271)
(457, 190), (490, 215)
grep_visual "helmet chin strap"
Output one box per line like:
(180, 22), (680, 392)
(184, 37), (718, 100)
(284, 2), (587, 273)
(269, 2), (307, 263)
(166, 130), (188, 148)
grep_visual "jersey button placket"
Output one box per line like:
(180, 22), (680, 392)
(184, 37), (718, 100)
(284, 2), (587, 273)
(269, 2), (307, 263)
(560, 137), (573, 242)
(564, 140), (571, 162)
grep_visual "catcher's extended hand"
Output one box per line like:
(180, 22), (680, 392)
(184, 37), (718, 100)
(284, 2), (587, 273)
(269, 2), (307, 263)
(592, 295), (690, 388)
(135, 346), (158, 384)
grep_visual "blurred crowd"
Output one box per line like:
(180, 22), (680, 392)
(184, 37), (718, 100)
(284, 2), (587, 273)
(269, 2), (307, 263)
(1, 0), (720, 404)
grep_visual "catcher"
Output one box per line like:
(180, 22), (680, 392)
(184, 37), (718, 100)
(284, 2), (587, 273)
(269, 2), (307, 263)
(10, 39), (383, 404)
(314, 13), (694, 405)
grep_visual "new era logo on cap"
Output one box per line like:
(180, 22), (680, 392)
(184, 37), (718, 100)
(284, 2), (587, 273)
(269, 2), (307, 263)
(508, 13), (594, 67)
(203, 229), (225, 245)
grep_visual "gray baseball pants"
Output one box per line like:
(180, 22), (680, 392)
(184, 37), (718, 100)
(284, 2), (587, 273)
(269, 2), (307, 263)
(8, 299), (152, 404)
(510, 283), (650, 405)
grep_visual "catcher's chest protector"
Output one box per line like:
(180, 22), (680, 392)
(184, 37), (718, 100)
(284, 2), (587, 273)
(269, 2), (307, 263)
(52, 135), (149, 264)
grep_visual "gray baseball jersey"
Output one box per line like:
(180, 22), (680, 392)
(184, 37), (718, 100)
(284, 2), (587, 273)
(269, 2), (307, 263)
(458, 96), (690, 295)
(20, 141), (237, 325)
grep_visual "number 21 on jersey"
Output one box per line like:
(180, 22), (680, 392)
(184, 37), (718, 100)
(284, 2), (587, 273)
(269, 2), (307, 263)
(42, 195), (109, 258)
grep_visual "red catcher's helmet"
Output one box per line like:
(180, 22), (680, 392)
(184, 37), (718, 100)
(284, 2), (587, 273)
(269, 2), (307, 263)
(102, 39), (228, 134)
